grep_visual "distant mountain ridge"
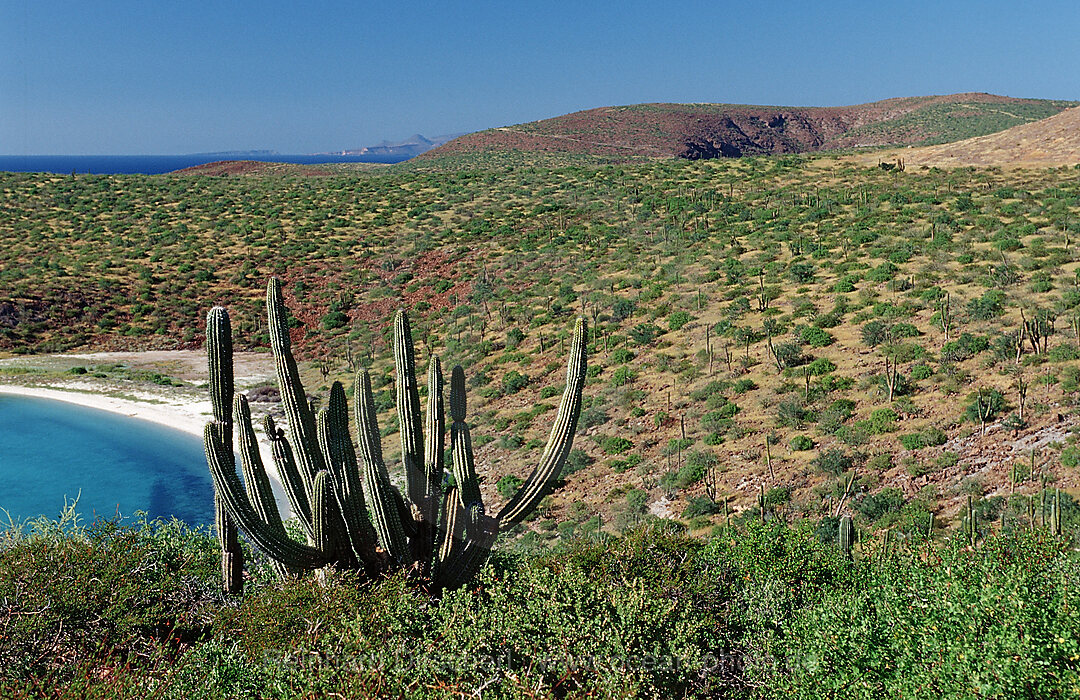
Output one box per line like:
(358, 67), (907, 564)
(318, 133), (463, 159)
(421, 93), (1077, 161)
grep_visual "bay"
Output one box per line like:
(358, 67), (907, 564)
(0, 395), (214, 526)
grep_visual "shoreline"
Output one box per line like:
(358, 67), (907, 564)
(0, 382), (293, 518)
(0, 383), (214, 439)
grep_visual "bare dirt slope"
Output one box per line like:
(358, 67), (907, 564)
(867, 106), (1080, 168)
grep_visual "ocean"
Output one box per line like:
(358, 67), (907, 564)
(0, 395), (215, 527)
(0, 153), (410, 175)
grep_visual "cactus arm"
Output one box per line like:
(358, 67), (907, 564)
(207, 307), (234, 428)
(234, 396), (286, 531)
(417, 355), (445, 573)
(436, 509), (499, 591)
(264, 415), (314, 538)
(394, 309), (427, 507)
(448, 366), (483, 510)
(425, 355), (446, 502)
(266, 278), (327, 483)
(497, 317), (588, 526)
(434, 485), (463, 570)
(205, 422), (328, 569)
(234, 395), (294, 578)
(206, 306), (243, 593)
(316, 383), (380, 571)
(354, 369), (411, 564)
(839, 514), (854, 559)
(214, 493), (243, 594)
(312, 470), (351, 565)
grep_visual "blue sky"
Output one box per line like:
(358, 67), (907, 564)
(2, 1), (1078, 154)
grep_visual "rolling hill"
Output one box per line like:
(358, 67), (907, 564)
(420, 93), (1076, 162)
(866, 105), (1080, 168)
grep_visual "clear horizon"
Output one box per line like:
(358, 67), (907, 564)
(3, 1), (1079, 155)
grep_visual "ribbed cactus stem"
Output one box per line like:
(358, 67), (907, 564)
(497, 317), (588, 526)
(206, 307), (233, 426)
(839, 514), (854, 558)
(214, 493), (243, 594)
(394, 309), (426, 507)
(234, 397), (283, 527)
(967, 495), (977, 546)
(438, 508), (499, 591)
(317, 382), (380, 570)
(204, 422), (327, 569)
(435, 485), (463, 570)
(264, 415), (314, 538)
(448, 367), (483, 511)
(418, 355), (445, 575)
(354, 369), (410, 563)
(206, 306), (242, 593)
(425, 356), (446, 492)
(234, 394), (293, 578)
(1053, 488), (1062, 536)
(313, 470), (346, 559)
(267, 278), (326, 483)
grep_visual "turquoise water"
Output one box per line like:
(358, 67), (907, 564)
(0, 395), (214, 526)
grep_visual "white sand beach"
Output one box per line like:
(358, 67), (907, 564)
(0, 383), (215, 438)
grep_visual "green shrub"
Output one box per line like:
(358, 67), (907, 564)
(501, 370), (528, 394)
(600, 436), (633, 455)
(909, 364), (933, 381)
(733, 378), (758, 393)
(682, 496), (719, 518)
(813, 448), (856, 476)
(967, 290), (1006, 320)
(562, 448), (593, 475)
(805, 357), (837, 376)
(855, 487), (905, 522)
(496, 474), (524, 500)
(321, 309), (348, 330)
(800, 326), (834, 348)
(611, 366), (636, 387)
(667, 311), (693, 331)
(506, 327), (525, 349)
(629, 323), (660, 346)
(942, 333), (990, 362)
(790, 435), (814, 451)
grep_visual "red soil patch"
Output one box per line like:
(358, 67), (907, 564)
(171, 160), (335, 177)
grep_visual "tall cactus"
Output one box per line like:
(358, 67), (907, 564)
(838, 514), (854, 559)
(206, 307), (244, 594)
(202, 279), (587, 592)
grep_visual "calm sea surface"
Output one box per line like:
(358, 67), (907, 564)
(0, 395), (214, 526)
(0, 153), (409, 175)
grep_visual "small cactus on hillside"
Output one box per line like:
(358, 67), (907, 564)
(203, 278), (588, 593)
(839, 514), (854, 558)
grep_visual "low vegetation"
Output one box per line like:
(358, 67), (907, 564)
(2, 511), (1077, 698)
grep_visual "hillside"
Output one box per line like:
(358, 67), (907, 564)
(3, 153), (1080, 547)
(865, 105), (1080, 168)
(421, 93), (1076, 162)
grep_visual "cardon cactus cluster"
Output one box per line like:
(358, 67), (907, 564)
(203, 278), (587, 593)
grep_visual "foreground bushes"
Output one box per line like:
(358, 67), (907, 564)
(2, 514), (1078, 698)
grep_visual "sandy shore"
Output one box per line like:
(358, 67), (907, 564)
(0, 381), (293, 517)
(0, 383), (214, 437)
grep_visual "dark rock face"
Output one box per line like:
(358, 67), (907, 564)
(680, 140), (742, 159)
